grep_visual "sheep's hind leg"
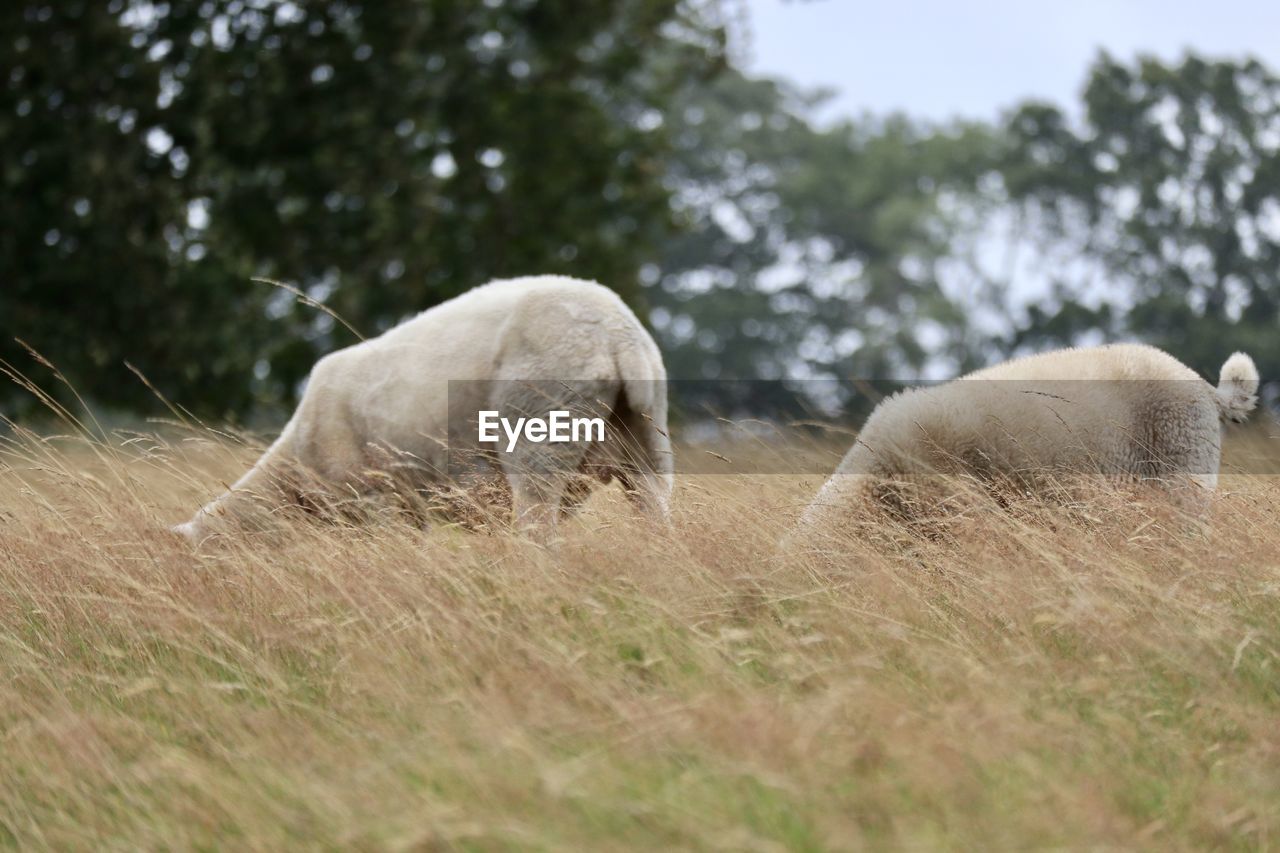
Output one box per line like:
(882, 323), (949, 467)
(494, 378), (612, 537)
(501, 430), (595, 538)
(505, 470), (565, 538)
(613, 466), (671, 525)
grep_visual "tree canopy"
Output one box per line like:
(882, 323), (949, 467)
(3, 4), (1278, 422)
(649, 69), (998, 415)
(2, 0), (728, 417)
(999, 53), (1280, 377)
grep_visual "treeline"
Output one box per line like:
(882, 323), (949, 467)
(3, 2), (1279, 419)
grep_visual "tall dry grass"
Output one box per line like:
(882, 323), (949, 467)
(1, 418), (1278, 850)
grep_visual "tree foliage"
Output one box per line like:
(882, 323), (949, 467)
(2, 0), (727, 418)
(1001, 53), (1280, 376)
(648, 70), (998, 414)
(5, 4), (1279, 426)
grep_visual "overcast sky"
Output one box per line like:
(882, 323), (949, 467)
(743, 0), (1280, 123)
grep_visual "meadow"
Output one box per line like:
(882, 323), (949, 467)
(1, 418), (1278, 850)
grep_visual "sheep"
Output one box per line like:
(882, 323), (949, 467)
(796, 343), (1259, 538)
(174, 275), (673, 541)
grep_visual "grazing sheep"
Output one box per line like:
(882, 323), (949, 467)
(797, 344), (1259, 536)
(174, 276), (672, 541)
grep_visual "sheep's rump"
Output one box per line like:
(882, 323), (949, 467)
(175, 275), (673, 540)
(800, 343), (1258, 534)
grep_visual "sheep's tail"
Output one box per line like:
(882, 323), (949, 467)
(1216, 352), (1260, 422)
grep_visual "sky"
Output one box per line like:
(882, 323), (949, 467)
(742, 0), (1280, 123)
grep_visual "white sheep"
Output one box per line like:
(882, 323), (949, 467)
(174, 275), (673, 540)
(798, 343), (1259, 535)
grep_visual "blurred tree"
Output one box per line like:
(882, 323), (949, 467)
(1, 0), (728, 419)
(648, 70), (999, 415)
(11, 11), (1276, 428)
(1000, 53), (1280, 378)
(0, 1), (269, 416)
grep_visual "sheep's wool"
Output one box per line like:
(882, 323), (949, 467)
(799, 343), (1259, 534)
(175, 276), (672, 539)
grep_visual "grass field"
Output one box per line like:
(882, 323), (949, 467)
(1, 420), (1278, 850)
